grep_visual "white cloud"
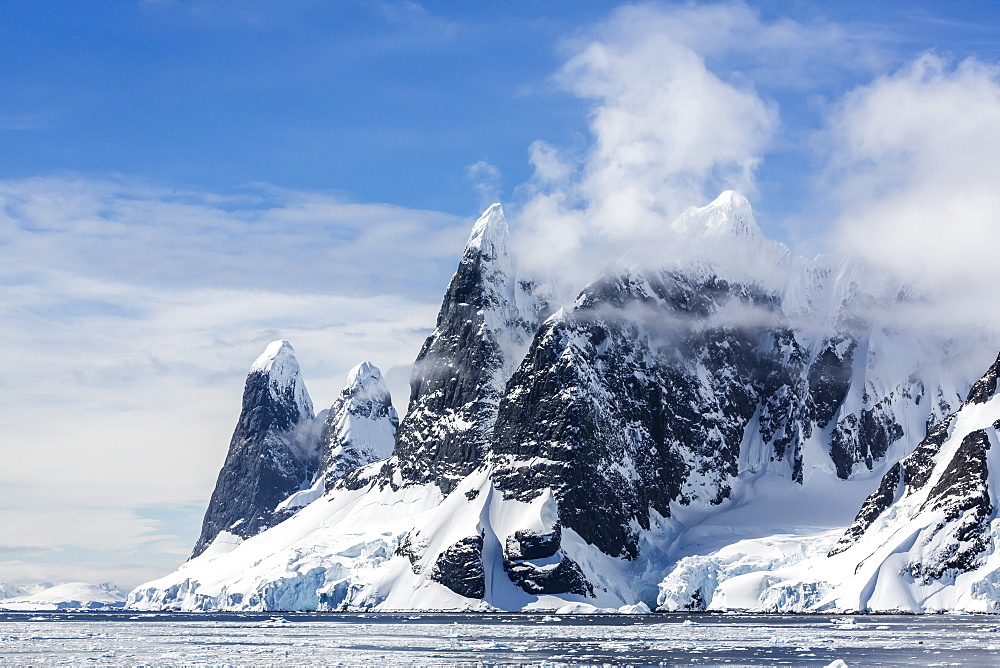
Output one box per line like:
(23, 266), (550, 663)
(0, 176), (464, 586)
(506, 3), (895, 299)
(0, 176), (468, 299)
(598, 3), (885, 90)
(827, 53), (1000, 327)
(511, 3), (780, 295)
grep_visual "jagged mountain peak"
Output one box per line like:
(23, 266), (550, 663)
(465, 202), (508, 259)
(673, 190), (761, 242)
(189, 340), (318, 558)
(248, 339), (313, 421)
(386, 201), (551, 494)
(345, 360), (384, 392)
(251, 339), (295, 373)
(618, 191), (791, 291)
(287, 360), (399, 494)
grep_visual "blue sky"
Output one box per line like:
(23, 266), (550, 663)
(2, 2), (598, 213)
(3, 1), (1000, 589)
(3, 1), (998, 224)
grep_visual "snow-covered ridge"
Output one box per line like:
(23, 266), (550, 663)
(345, 360), (383, 391)
(314, 360), (398, 489)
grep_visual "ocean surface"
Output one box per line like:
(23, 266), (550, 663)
(1, 610), (998, 666)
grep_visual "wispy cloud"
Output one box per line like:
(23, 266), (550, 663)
(0, 176), (465, 585)
(826, 53), (1000, 328)
(0, 176), (467, 298)
(466, 161), (502, 210)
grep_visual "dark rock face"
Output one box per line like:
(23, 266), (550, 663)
(388, 254), (503, 493)
(756, 329), (809, 482)
(505, 556), (593, 597)
(965, 353), (1000, 405)
(491, 269), (786, 560)
(506, 526), (562, 561)
(386, 205), (549, 494)
(808, 335), (880, 480)
(909, 429), (992, 581)
(807, 336), (856, 431)
(430, 535), (486, 599)
(903, 415), (956, 493)
(832, 413), (960, 557)
(830, 398), (905, 480)
(503, 524), (592, 597)
(395, 530), (426, 574)
(192, 342), (315, 558)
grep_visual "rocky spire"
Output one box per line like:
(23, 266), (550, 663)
(385, 204), (551, 494)
(316, 361), (398, 489)
(191, 340), (316, 559)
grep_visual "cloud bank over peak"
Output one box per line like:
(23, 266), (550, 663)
(828, 53), (1000, 327)
(504, 3), (1000, 337)
(510, 3), (807, 294)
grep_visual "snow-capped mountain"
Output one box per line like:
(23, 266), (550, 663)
(488, 192), (982, 573)
(317, 361), (398, 489)
(191, 340), (316, 558)
(130, 194), (997, 612)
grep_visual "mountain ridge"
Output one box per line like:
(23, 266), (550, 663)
(130, 194), (998, 612)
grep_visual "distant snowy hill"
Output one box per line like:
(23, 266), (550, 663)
(0, 584), (28, 599)
(1, 583), (125, 611)
(129, 195), (998, 612)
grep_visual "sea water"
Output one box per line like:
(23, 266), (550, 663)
(1, 610), (997, 666)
